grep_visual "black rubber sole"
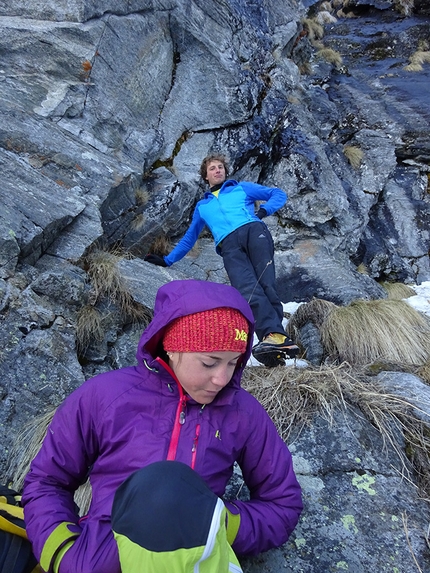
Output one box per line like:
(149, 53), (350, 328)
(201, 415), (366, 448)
(252, 348), (286, 367)
(252, 343), (299, 367)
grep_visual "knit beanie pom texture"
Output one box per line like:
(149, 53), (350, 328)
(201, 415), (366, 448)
(163, 307), (249, 353)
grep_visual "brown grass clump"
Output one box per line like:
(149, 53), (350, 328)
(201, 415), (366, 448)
(85, 250), (127, 303)
(287, 298), (336, 333)
(84, 249), (151, 323)
(302, 18), (324, 42)
(321, 299), (430, 366)
(7, 409), (57, 491)
(343, 145), (363, 169)
(76, 305), (104, 356)
(316, 47), (343, 68)
(242, 364), (345, 436)
(316, 11), (337, 25)
(356, 263), (369, 275)
(417, 360), (430, 385)
(131, 213), (146, 231)
(380, 282), (416, 300)
(241, 363), (430, 491)
(149, 234), (172, 257)
(135, 188), (149, 206)
(77, 249), (152, 356)
(7, 408), (92, 515)
(118, 292), (152, 324)
(404, 50), (430, 72)
(320, 1), (333, 11)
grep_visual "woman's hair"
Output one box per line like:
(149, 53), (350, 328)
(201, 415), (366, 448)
(199, 153), (230, 181)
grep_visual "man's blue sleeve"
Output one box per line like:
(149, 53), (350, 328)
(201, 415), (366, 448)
(242, 182), (287, 216)
(164, 208), (206, 266)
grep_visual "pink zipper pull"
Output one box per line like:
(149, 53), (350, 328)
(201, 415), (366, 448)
(179, 395), (187, 424)
(191, 420), (202, 469)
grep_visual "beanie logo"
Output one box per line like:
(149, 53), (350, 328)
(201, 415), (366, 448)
(234, 329), (248, 342)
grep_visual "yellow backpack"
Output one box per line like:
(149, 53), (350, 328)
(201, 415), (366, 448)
(0, 486), (41, 573)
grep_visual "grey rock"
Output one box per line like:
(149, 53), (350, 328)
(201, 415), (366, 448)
(45, 199), (104, 263)
(30, 261), (88, 312)
(0, 315), (84, 478)
(0, 148), (86, 267)
(275, 240), (387, 304)
(241, 406), (430, 572)
(377, 371), (430, 424)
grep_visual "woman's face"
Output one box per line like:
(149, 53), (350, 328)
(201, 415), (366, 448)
(205, 160), (226, 187)
(168, 351), (242, 404)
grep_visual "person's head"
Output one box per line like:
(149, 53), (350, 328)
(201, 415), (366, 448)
(162, 306), (248, 404)
(199, 153), (230, 187)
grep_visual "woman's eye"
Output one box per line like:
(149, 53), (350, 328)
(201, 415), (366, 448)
(202, 362), (215, 368)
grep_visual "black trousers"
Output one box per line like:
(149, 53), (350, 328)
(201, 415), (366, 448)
(111, 461), (243, 572)
(220, 222), (285, 341)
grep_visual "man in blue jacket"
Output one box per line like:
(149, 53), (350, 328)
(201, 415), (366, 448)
(145, 153), (299, 366)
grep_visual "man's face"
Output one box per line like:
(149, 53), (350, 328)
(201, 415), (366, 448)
(206, 160), (226, 187)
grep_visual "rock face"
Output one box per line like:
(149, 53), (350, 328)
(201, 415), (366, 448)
(1, 0), (430, 571)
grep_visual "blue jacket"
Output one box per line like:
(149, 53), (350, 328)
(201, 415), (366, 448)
(164, 180), (287, 266)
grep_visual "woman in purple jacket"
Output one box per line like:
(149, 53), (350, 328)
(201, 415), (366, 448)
(22, 279), (302, 573)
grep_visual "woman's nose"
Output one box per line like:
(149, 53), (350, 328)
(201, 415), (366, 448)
(211, 368), (230, 388)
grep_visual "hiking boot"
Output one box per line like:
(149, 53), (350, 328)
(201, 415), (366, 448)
(252, 333), (299, 367)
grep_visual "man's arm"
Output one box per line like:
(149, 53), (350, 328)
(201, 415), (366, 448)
(145, 207), (206, 267)
(242, 181), (287, 216)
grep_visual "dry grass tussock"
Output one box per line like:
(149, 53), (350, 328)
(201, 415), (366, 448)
(316, 10), (337, 25)
(131, 213), (146, 231)
(315, 47), (343, 68)
(418, 361), (430, 385)
(7, 407), (92, 515)
(356, 262), (369, 275)
(288, 297), (430, 369)
(320, 1), (334, 11)
(288, 298), (336, 331)
(336, 9), (359, 18)
(85, 249), (152, 323)
(302, 18), (324, 42)
(76, 305), (103, 356)
(149, 234), (172, 257)
(7, 409), (57, 492)
(85, 249), (127, 303)
(242, 363), (430, 493)
(404, 50), (430, 72)
(78, 249), (152, 355)
(321, 299), (430, 366)
(380, 281), (416, 300)
(135, 187), (149, 206)
(343, 145), (363, 169)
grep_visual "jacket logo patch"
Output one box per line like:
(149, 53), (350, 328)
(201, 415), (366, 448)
(235, 329), (248, 342)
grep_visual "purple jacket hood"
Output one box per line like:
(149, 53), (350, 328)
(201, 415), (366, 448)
(136, 280), (255, 383)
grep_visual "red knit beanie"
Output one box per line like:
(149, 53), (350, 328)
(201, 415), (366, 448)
(163, 307), (249, 353)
